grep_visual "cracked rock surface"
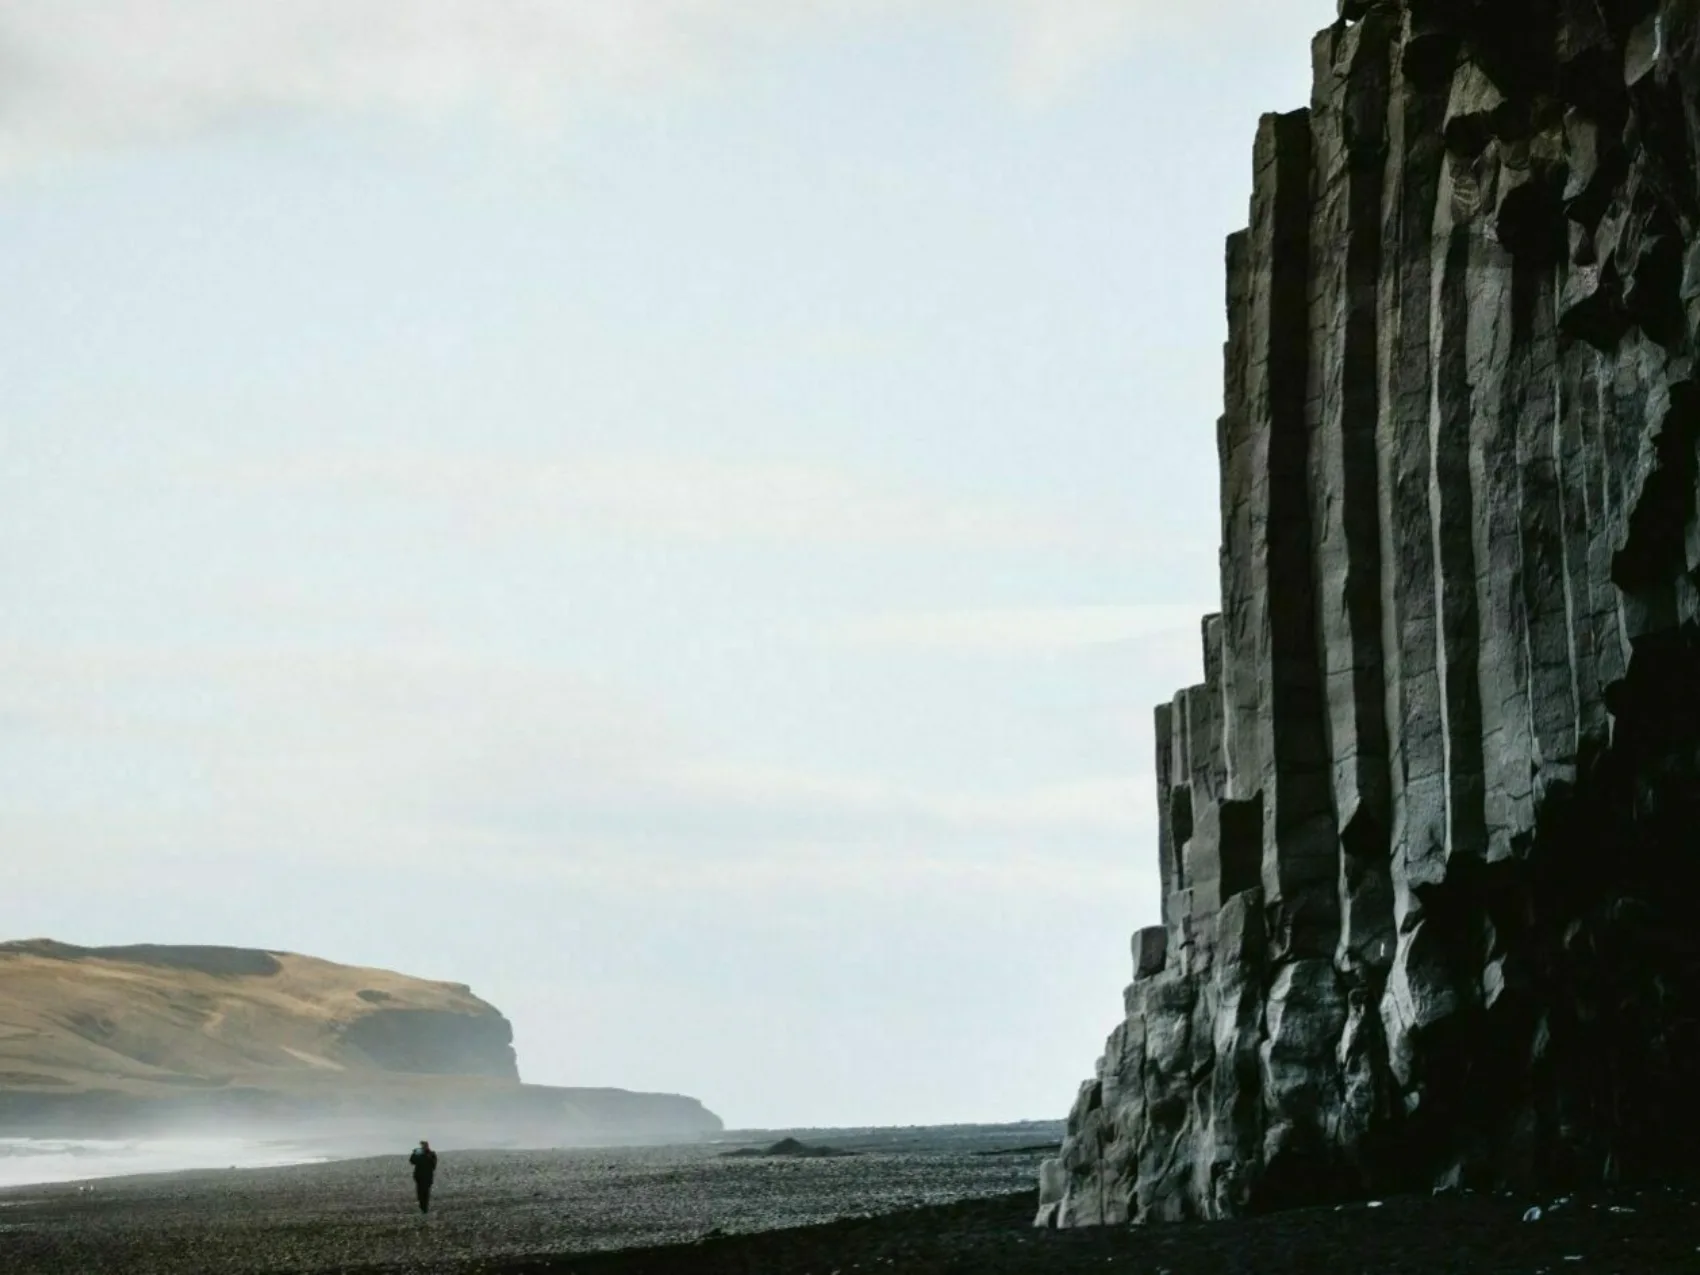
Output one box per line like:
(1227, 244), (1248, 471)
(1040, 0), (1700, 1226)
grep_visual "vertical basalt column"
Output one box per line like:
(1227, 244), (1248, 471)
(1441, 97), (1558, 867)
(1556, 344), (1611, 754)
(1220, 231), (1263, 802)
(1169, 687), (1200, 961)
(1185, 683), (1221, 811)
(1430, 149), (1490, 871)
(1245, 109), (1339, 958)
(1436, 103), (1542, 1182)
(1188, 673), (1225, 813)
(1202, 614), (1230, 800)
(1202, 887), (1268, 1219)
(1155, 702), (1180, 930)
(1373, 12), (1452, 1091)
(1485, 226), (1574, 1179)
(1306, 13), (1398, 967)
(1513, 256), (1580, 810)
(1560, 344), (1629, 741)
(1182, 681), (1227, 971)
(1241, 107), (1348, 1184)
(1307, 13), (1400, 1178)
(1589, 348), (1632, 689)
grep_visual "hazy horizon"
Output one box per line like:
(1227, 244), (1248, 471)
(3, 1), (1328, 1128)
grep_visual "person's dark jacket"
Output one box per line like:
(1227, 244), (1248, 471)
(409, 1148), (438, 1182)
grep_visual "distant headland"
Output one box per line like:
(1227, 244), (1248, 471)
(0, 939), (721, 1147)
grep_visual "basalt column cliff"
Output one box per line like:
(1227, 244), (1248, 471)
(1038, 0), (1700, 1226)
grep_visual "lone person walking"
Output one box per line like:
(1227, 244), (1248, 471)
(409, 1140), (438, 1214)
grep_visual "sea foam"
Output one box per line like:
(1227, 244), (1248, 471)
(0, 1137), (327, 1188)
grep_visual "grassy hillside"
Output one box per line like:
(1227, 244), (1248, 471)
(0, 939), (518, 1094)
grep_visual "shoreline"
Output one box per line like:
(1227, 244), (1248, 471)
(3, 1129), (1697, 1275)
(0, 1120), (1063, 1191)
(0, 1135), (339, 1190)
(1, 1135), (1051, 1273)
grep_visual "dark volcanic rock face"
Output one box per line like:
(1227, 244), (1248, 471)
(1040, 0), (1700, 1226)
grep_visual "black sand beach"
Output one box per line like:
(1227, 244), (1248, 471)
(0, 1135), (1044, 1273)
(3, 1134), (1698, 1274)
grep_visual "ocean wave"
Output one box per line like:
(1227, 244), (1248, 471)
(0, 1137), (327, 1188)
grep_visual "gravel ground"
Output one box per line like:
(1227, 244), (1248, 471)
(498, 1184), (1700, 1275)
(0, 1140), (1047, 1274)
(4, 1142), (1699, 1274)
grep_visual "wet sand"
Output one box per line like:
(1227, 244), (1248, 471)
(4, 1140), (1697, 1274)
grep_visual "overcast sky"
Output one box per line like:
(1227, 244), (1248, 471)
(1, 1), (1324, 1129)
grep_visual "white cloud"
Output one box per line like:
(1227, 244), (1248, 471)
(0, 642), (1153, 887)
(673, 761), (1149, 833)
(191, 448), (1079, 549)
(0, 0), (1295, 169)
(834, 603), (1208, 653)
(1000, 0), (1157, 104)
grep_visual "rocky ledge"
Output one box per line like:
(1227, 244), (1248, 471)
(1041, 0), (1700, 1226)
